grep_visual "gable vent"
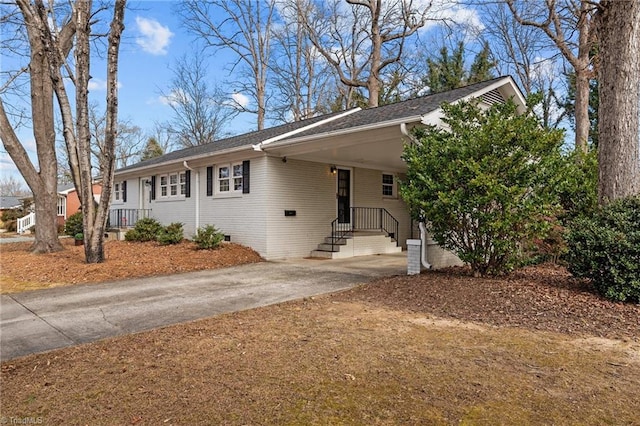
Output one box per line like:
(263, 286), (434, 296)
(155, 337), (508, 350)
(482, 89), (505, 106)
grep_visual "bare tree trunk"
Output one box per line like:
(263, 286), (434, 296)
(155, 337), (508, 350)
(0, 0), (74, 254)
(596, 0), (640, 204)
(67, 0), (125, 263)
(573, 61), (591, 152)
(507, 0), (596, 153)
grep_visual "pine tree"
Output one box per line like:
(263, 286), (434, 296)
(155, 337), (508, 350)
(140, 137), (164, 161)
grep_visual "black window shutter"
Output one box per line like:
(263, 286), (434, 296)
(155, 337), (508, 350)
(151, 176), (156, 200)
(206, 166), (213, 196)
(242, 160), (250, 194)
(185, 170), (191, 198)
(122, 180), (127, 202)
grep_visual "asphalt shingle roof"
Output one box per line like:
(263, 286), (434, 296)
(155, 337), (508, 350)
(0, 196), (22, 209)
(117, 77), (507, 174)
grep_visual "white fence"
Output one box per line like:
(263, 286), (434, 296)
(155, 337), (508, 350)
(17, 212), (36, 234)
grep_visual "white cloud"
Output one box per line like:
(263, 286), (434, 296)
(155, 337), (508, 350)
(87, 78), (122, 91)
(135, 16), (174, 55)
(421, 0), (484, 34)
(231, 93), (250, 108)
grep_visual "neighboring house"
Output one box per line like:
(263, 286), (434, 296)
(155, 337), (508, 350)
(0, 196), (22, 210)
(14, 183), (102, 233)
(112, 76), (526, 261)
(0, 196), (22, 218)
(55, 183), (103, 227)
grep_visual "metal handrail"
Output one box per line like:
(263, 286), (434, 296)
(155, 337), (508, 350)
(108, 209), (152, 228)
(330, 207), (399, 251)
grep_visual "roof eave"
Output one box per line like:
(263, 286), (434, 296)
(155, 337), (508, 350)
(259, 115), (425, 151)
(114, 145), (259, 177)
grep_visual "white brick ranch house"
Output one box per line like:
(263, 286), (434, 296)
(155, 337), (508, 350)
(111, 76), (526, 261)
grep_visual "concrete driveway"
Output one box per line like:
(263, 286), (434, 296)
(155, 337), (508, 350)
(0, 253), (406, 361)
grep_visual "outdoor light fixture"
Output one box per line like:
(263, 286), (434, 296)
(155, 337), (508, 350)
(330, 165), (337, 174)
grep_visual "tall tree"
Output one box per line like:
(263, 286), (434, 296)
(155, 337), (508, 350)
(140, 137), (164, 161)
(0, 0), (75, 253)
(561, 71), (599, 147)
(595, 0), (640, 203)
(269, 0), (331, 122)
(160, 54), (236, 147)
(180, 0), (276, 130)
(481, 2), (566, 130)
(423, 41), (495, 94)
(303, 0), (433, 108)
(0, 175), (30, 197)
(58, 0), (126, 263)
(506, 0), (597, 153)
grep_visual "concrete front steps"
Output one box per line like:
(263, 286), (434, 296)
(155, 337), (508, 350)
(310, 231), (402, 259)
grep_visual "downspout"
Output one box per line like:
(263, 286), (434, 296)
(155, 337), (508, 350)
(418, 222), (432, 269)
(183, 161), (199, 230)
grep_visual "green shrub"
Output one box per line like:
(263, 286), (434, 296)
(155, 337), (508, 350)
(192, 225), (224, 250)
(400, 97), (565, 276)
(124, 229), (140, 241)
(64, 212), (84, 237)
(565, 197), (640, 302)
(157, 222), (184, 245)
(1, 209), (21, 223)
(124, 217), (163, 242)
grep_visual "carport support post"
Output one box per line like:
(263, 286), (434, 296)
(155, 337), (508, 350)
(407, 239), (422, 275)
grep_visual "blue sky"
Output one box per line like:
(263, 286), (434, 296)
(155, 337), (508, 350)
(2, 1), (240, 186)
(1, 0), (530, 189)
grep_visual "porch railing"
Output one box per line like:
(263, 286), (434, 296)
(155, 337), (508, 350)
(108, 209), (151, 228)
(330, 207), (399, 251)
(17, 212), (35, 234)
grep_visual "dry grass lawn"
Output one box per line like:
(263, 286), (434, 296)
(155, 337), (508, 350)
(1, 239), (639, 425)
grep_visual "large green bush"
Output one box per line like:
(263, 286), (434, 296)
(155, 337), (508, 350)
(192, 225), (224, 250)
(400, 98), (565, 276)
(64, 212), (84, 237)
(157, 222), (184, 245)
(565, 197), (640, 303)
(554, 149), (599, 224)
(124, 217), (163, 242)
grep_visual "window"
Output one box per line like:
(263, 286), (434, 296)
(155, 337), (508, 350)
(160, 172), (186, 198)
(114, 182), (121, 201)
(382, 173), (395, 197)
(216, 163), (242, 194)
(57, 196), (66, 217)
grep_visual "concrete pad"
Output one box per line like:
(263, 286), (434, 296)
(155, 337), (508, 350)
(0, 253), (406, 361)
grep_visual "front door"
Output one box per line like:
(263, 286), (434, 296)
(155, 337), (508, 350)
(337, 168), (351, 227)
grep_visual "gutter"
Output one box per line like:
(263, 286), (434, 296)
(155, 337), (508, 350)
(252, 108), (362, 152)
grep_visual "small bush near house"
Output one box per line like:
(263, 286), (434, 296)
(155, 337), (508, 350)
(565, 196), (640, 303)
(157, 222), (184, 245)
(192, 225), (224, 250)
(64, 212), (84, 237)
(125, 217), (163, 242)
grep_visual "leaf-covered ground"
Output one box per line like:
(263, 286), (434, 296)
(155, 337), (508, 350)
(1, 240), (638, 424)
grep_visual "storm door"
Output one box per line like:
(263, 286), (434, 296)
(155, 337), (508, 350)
(337, 168), (351, 228)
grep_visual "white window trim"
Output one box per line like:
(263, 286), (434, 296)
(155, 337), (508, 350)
(382, 173), (397, 199)
(113, 182), (123, 204)
(214, 162), (243, 196)
(57, 195), (66, 217)
(159, 171), (187, 199)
